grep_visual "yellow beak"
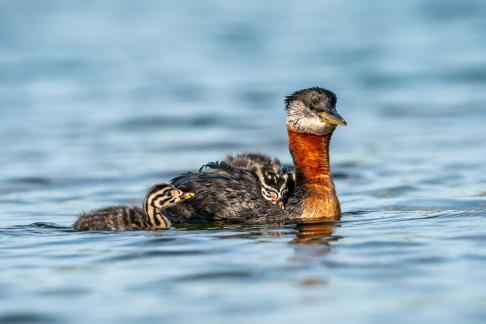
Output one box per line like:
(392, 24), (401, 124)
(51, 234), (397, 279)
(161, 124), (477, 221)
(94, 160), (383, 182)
(318, 112), (347, 126)
(183, 192), (195, 200)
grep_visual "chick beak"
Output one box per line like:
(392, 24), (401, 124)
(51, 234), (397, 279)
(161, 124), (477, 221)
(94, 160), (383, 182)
(318, 112), (347, 126)
(277, 201), (285, 210)
(182, 192), (195, 200)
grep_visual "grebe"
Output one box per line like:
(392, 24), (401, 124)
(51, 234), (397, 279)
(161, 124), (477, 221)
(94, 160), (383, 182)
(74, 184), (194, 231)
(224, 152), (288, 208)
(162, 87), (346, 225)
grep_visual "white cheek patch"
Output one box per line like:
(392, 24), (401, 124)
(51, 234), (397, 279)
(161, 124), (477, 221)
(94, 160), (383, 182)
(297, 116), (324, 133)
(287, 115), (328, 135)
(286, 100), (333, 136)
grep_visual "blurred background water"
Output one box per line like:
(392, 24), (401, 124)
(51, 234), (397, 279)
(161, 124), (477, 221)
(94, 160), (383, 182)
(1, 0), (486, 323)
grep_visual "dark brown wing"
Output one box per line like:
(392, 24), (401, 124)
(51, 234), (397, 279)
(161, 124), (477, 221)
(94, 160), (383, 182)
(164, 162), (287, 225)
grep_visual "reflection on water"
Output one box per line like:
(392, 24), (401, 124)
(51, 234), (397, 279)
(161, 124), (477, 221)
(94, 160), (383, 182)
(292, 223), (340, 245)
(290, 224), (340, 268)
(1, 0), (486, 323)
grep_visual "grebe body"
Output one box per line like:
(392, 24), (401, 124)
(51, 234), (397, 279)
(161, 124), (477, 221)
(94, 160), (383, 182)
(74, 184), (193, 231)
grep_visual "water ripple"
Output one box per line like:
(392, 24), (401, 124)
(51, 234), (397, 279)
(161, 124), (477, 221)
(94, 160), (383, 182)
(1, 0), (486, 322)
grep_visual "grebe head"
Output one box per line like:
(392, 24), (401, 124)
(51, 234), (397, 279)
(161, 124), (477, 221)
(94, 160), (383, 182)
(259, 170), (287, 209)
(145, 183), (194, 210)
(286, 87), (346, 135)
(225, 153), (288, 209)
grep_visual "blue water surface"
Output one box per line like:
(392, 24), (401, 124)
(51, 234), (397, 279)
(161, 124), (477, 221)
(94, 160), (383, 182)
(1, 0), (486, 323)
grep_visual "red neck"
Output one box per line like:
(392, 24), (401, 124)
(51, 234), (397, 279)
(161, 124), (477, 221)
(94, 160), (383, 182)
(287, 127), (341, 221)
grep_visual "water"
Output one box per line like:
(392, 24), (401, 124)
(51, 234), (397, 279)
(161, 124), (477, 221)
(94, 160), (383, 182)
(1, 0), (486, 323)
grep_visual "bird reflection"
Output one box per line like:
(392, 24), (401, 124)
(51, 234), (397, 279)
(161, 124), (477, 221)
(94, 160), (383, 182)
(293, 223), (341, 244)
(291, 222), (342, 258)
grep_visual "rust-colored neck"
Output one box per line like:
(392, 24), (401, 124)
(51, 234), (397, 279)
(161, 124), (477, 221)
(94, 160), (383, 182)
(287, 127), (341, 222)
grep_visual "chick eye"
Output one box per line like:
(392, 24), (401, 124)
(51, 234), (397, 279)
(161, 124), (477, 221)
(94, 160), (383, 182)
(166, 189), (177, 197)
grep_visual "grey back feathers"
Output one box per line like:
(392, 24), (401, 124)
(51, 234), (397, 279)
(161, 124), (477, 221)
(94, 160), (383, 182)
(165, 161), (293, 224)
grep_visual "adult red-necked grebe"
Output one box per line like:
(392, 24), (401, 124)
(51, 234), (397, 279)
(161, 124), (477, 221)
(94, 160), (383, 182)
(162, 87), (346, 225)
(73, 87), (346, 230)
(74, 184), (194, 231)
